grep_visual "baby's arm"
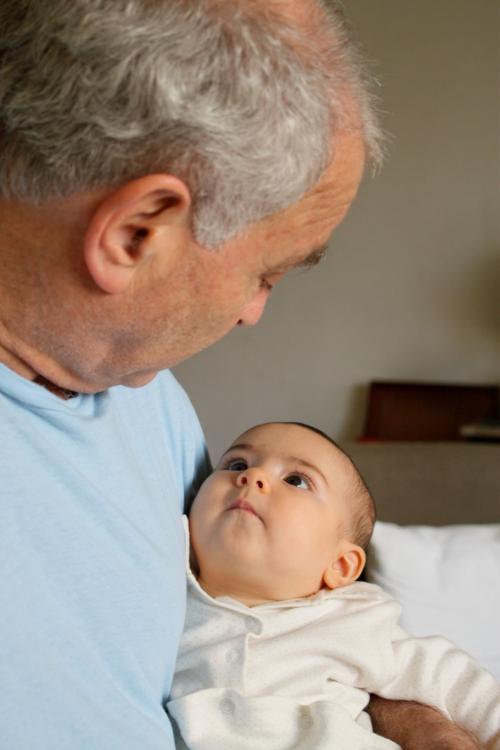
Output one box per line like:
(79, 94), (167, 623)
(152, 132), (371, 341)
(373, 629), (500, 749)
(367, 695), (484, 750)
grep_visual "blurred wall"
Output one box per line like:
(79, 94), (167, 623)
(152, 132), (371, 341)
(175, 0), (500, 460)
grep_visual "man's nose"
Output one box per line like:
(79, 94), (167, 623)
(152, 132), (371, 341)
(236, 467), (270, 493)
(237, 289), (269, 327)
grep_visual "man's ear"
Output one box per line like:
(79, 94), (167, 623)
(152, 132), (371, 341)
(323, 542), (366, 590)
(83, 174), (192, 294)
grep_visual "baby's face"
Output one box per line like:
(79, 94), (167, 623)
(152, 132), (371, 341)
(189, 423), (364, 604)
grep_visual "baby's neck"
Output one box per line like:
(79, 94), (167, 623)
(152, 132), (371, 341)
(195, 571), (331, 608)
(196, 574), (274, 607)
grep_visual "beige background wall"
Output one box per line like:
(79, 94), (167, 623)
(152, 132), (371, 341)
(175, 0), (500, 460)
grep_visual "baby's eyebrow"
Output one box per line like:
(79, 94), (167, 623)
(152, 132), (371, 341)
(221, 445), (329, 487)
(221, 443), (252, 457)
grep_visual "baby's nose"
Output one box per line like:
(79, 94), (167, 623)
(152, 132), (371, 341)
(236, 468), (270, 493)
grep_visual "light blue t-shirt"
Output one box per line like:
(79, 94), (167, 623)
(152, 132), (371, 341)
(0, 364), (210, 749)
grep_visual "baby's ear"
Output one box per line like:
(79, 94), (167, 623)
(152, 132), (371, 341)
(323, 542), (366, 590)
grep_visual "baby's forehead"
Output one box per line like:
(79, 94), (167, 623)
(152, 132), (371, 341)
(225, 422), (347, 471)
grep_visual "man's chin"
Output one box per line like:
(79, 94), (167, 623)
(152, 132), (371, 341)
(120, 371), (159, 388)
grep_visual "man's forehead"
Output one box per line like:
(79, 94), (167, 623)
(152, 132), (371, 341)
(291, 134), (366, 226)
(221, 128), (364, 278)
(260, 130), (365, 256)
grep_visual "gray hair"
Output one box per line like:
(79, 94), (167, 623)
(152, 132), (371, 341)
(0, 0), (383, 247)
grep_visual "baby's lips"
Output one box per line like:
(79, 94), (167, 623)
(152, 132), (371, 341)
(228, 497), (261, 519)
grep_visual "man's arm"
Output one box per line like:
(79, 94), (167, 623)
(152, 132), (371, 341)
(367, 696), (483, 750)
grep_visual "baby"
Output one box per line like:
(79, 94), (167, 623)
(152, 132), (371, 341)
(167, 422), (500, 750)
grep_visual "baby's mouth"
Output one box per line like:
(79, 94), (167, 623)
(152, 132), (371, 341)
(227, 498), (261, 519)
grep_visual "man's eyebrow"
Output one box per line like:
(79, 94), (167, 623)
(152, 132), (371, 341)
(295, 243), (329, 270)
(265, 244), (329, 277)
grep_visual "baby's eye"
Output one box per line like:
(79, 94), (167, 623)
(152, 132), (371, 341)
(284, 473), (311, 490)
(225, 458), (248, 472)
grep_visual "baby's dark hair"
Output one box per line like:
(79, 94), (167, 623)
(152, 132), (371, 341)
(286, 422), (376, 552)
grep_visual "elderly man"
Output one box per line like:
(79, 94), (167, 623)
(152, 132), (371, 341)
(0, 1), (482, 749)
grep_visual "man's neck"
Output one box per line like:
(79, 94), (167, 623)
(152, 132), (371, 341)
(0, 341), (79, 399)
(0, 191), (112, 396)
(33, 374), (78, 400)
(0, 342), (37, 382)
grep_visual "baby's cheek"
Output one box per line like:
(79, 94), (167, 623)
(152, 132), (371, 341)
(190, 479), (215, 513)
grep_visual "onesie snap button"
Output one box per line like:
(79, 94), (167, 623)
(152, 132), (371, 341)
(220, 697), (235, 716)
(246, 616), (261, 633)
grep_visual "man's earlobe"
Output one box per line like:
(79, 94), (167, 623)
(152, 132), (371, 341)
(323, 543), (366, 590)
(83, 174), (192, 295)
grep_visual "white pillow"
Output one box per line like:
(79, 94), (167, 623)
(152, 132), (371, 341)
(366, 522), (500, 680)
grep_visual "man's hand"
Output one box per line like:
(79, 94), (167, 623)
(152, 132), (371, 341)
(367, 695), (484, 750)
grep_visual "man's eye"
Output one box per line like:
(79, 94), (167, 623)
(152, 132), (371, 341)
(260, 277), (273, 292)
(260, 270), (285, 292)
(225, 459), (248, 471)
(284, 474), (311, 490)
